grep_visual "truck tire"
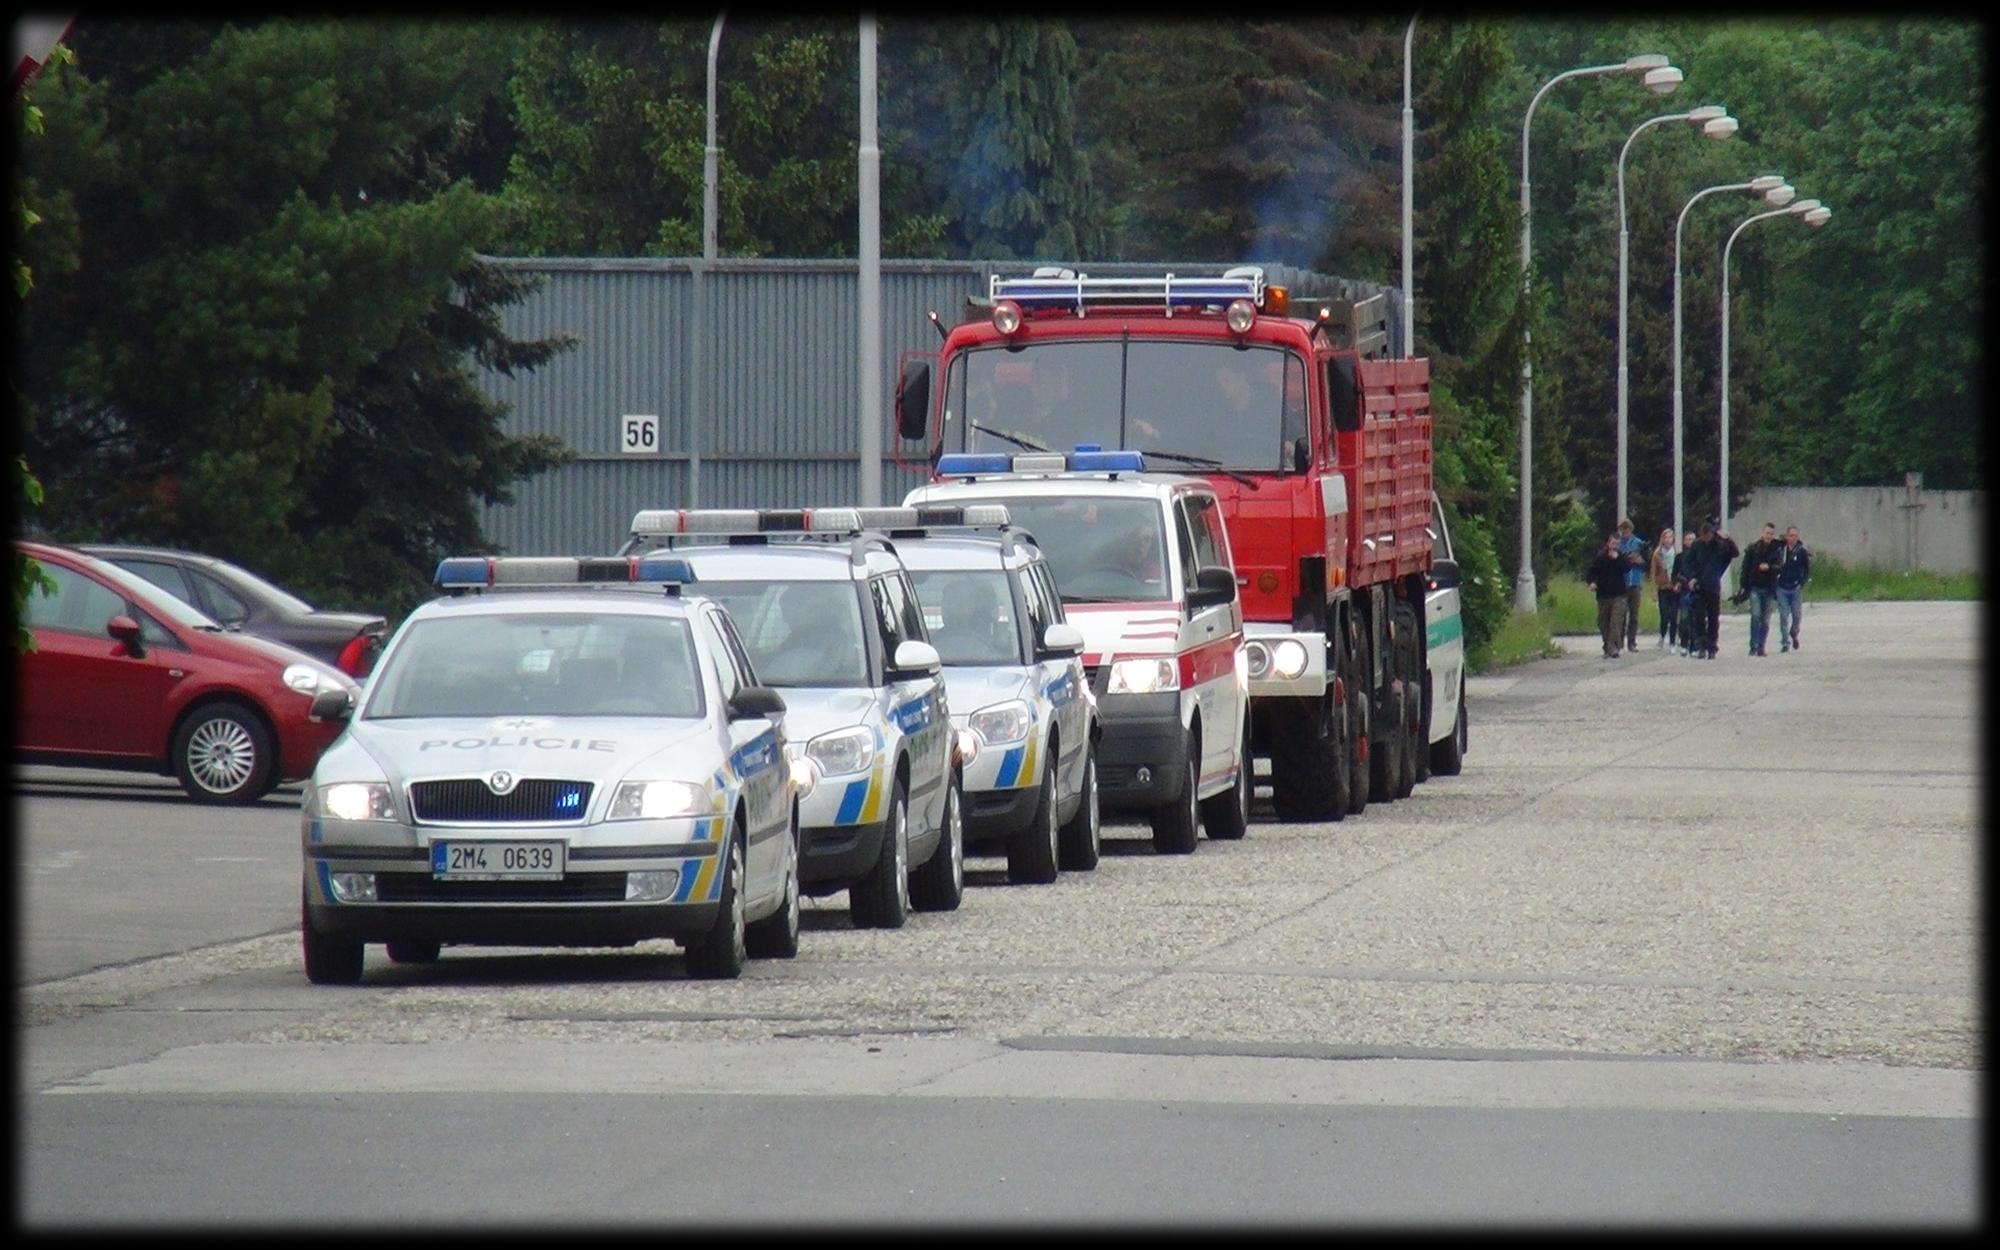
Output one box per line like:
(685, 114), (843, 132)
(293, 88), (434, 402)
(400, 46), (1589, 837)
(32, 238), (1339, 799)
(1270, 694), (1348, 823)
(1395, 679), (1420, 799)
(1200, 717), (1251, 840)
(1369, 683), (1402, 804)
(1415, 670), (1433, 786)
(1430, 678), (1467, 776)
(1151, 734), (1200, 855)
(1346, 668), (1372, 816)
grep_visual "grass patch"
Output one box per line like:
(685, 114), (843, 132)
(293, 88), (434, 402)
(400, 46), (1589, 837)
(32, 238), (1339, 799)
(1466, 608), (1563, 673)
(1803, 558), (1980, 601)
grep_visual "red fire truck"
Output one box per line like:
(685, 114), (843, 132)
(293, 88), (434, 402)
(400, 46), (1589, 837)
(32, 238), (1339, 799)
(895, 267), (1445, 820)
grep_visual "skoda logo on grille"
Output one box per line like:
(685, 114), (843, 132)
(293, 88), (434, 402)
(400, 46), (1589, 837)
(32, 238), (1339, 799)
(486, 770), (518, 795)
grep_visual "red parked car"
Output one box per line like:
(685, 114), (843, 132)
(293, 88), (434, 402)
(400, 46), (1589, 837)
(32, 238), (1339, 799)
(15, 541), (358, 804)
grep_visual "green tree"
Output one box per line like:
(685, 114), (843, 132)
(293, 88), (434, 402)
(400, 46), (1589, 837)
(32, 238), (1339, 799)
(17, 20), (573, 616)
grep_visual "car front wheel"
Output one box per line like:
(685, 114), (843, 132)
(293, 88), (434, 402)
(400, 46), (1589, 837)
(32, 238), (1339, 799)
(173, 701), (275, 804)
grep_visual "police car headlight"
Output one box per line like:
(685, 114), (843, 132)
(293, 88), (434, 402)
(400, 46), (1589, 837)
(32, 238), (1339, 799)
(968, 700), (1031, 746)
(1271, 639), (1309, 680)
(609, 780), (707, 820)
(1107, 658), (1179, 695)
(319, 782), (396, 822)
(284, 662), (341, 694)
(805, 727), (876, 777)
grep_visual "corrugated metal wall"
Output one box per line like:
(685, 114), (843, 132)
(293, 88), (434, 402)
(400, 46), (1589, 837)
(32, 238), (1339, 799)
(474, 257), (1402, 556)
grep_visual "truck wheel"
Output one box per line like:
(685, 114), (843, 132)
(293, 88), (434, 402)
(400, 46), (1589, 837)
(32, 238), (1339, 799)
(1395, 679), (1420, 799)
(1369, 683), (1402, 804)
(1430, 679), (1467, 776)
(1150, 734), (1200, 855)
(1057, 750), (1101, 871)
(1007, 763), (1061, 884)
(1415, 671), (1433, 786)
(1200, 717), (1251, 840)
(745, 811), (801, 958)
(912, 772), (966, 910)
(1346, 675), (1372, 816)
(684, 828), (747, 979)
(1271, 691), (1349, 822)
(848, 783), (910, 930)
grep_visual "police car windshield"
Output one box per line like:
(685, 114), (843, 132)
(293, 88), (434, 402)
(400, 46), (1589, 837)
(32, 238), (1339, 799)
(909, 569), (1023, 666)
(968, 497), (1170, 603)
(364, 613), (702, 719)
(945, 340), (1305, 470)
(692, 580), (870, 688)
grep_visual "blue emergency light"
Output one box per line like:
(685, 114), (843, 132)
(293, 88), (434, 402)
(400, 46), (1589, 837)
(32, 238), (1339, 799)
(1070, 449), (1145, 474)
(936, 453), (1013, 477)
(435, 557), (493, 587)
(434, 554), (695, 589)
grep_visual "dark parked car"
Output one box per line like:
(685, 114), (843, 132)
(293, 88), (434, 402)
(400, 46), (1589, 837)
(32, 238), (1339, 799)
(80, 544), (388, 677)
(16, 542), (357, 803)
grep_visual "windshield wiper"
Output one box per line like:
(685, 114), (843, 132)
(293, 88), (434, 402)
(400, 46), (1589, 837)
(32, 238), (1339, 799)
(970, 422), (1050, 452)
(1139, 449), (1259, 490)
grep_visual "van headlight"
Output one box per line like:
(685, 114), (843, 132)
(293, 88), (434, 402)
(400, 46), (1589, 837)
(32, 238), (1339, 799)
(1106, 658), (1179, 694)
(967, 700), (1031, 746)
(609, 780), (707, 820)
(318, 782), (396, 822)
(805, 726), (876, 777)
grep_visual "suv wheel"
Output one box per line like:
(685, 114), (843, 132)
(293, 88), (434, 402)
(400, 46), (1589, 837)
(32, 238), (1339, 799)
(1058, 750), (1101, 871)
(745, 811), (801, 958)
(1200, 718), (1251, 839)
(1151, 732), (1200, 855)
(911, 772), (965, 910)
(1007, 761), (1061, 884)
(850, 783), (910, 929)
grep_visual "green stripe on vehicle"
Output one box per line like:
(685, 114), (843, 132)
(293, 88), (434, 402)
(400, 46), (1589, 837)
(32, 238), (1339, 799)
(1427, 612), (1464, 650)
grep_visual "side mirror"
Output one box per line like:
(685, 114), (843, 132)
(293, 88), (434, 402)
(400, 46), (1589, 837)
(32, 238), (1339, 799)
(1329, 357), (1361, 433)
(1291, 436), (1310, 473)
(727, 685), (787, 722)
(106, 615), (145, 655)
(896, 358), (932, 442)
(1428, 557), (1461, 591)
(1186, 566), (1237, 609)
(1038, 621), (1085, 657)
(308, 687), (355, 722)
(889, 639), (942, 676)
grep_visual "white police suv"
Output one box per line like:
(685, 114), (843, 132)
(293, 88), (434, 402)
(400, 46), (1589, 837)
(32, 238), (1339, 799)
(298, 554), (804, 984)
(907, 450), (1250, 854)
(1422, 492), (1469, 779)
(619, 508), (963, 929)
(893, 512), (1101, 883)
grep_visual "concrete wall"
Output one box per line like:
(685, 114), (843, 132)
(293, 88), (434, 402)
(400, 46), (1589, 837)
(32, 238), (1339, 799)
(1727, 486), (1983, 574)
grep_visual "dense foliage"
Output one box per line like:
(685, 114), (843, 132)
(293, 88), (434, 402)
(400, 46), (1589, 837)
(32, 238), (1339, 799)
(12, 18), (1979, 645)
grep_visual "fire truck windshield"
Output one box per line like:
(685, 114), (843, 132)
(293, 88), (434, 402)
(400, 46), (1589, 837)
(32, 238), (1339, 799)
(944, 340), (1307, 470)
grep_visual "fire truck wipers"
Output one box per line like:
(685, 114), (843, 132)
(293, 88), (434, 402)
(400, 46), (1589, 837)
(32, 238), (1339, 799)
(969, 422), (1051, 452)
(1139, 449), (1260, 491)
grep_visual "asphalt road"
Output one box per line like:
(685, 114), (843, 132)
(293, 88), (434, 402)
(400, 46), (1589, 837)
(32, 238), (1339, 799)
(16, 600), (1980, 1226)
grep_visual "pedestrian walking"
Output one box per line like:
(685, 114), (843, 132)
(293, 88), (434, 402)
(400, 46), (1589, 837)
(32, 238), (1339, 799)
(1616, 519), (1647, 650)
(1742, 521), (1785, 657)
(1649, 526), (1677, 650)
(1683, 518), (1740, 659)
(1776, 524), (1812, 651)
(1670, 531), (1698, 655)
(1586, 533), (1629, 659)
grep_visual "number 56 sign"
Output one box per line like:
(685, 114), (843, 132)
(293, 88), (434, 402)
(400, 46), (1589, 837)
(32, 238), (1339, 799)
(620, 414), (660, 455)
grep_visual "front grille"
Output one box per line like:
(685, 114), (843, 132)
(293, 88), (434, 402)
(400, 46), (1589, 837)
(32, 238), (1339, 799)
(375, 873), (628, 904)
(410, 779), (594, 824)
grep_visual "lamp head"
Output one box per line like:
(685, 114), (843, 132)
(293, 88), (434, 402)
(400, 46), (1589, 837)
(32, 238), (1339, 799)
(1748, 175), (1786, 193)
(1702, 116), (1739, 140)
(1643, 66), (1684, 95)
(1686, 104), (1728, 122)
(1623, 53), (1671, 71)
(1801, 205), (1832, 228)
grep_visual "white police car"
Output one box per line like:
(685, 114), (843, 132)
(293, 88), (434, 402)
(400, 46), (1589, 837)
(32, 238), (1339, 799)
(1422, 492), (1469, 778)
(298, 554), (804, 984)
(619, 508), (962, 929)
(907, 450), (1250, 854)
(893, 513), (1101, 883)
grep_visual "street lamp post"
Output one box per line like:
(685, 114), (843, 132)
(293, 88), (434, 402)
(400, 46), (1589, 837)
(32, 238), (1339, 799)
(1403, 13), (1417, 358)
(1517, 53), (1680, 614)
(1671, 175), (1791, 541)
(690, 11), (725, 509)
(1718, 198), (1831, 595)
(1616, 105), (1736, 526)
(858, 14), (882, 506)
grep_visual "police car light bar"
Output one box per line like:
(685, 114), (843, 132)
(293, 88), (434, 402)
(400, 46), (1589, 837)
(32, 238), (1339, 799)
(629, 508), (876, 537)
(434, 555), (696, 588)
(990, 270), (1264, 316)
(935, 450), (1145, 478)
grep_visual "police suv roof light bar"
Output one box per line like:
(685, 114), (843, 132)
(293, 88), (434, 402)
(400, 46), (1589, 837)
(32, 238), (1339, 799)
(990, 269), (1264, 319)
(628, 505), (1012, 541)
(434, 554), (697, 591)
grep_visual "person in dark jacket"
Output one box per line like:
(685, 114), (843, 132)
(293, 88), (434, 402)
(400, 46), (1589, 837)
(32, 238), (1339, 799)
(1776, 525), (1812, 651)
(1742, 521), (1785, 657)
(1669, 530), (1698, 656)
(1683, 519), (1740, 659)
(1585, 533), (1630, 659)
